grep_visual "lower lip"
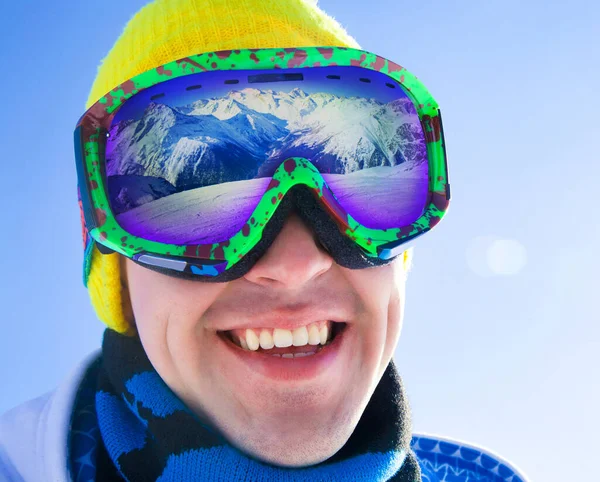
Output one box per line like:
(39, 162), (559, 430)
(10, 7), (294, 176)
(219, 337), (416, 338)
(217, 325), (350, 382)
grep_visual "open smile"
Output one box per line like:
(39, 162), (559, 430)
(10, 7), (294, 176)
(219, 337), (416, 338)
(216, 322), (349, 381)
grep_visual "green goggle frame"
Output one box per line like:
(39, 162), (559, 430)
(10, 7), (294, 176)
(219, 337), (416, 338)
(74, 46), (450, 277)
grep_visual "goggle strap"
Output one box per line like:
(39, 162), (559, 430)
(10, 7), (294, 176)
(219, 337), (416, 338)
(437, 109), (451, 202)
(74, 125), (97, 233)
(96, 241), (116, 255)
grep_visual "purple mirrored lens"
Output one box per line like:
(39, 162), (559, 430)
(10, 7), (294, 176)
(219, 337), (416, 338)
(105, 66), (429, 244)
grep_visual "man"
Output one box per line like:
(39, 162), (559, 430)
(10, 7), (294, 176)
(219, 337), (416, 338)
(0, 0), (529, 480)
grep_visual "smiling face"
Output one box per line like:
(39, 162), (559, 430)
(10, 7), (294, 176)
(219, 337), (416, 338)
(121, 212), (407, 467)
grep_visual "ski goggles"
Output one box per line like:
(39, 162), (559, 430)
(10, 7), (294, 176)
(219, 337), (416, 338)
(74, 46), (450, 281)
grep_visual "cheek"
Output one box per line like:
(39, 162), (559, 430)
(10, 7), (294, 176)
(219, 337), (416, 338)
(344, 263), (401, 315)
(351, 260), (406, 354)
(342, 262), (405, 362)
(386, 278), (405, 345)
(126, 265), (174, 329)
(387, 259), (407, 341)
(124, 259), (224, 333)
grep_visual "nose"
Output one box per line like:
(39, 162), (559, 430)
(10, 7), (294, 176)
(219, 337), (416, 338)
(243, 212), (333, 289)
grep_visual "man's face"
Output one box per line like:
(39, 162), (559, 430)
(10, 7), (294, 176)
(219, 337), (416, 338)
(121, 213), (407, 467)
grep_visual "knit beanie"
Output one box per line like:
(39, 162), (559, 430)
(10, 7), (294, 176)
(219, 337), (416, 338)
(82, 0), (414, 334)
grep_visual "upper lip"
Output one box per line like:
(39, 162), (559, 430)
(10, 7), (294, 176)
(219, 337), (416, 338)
(212, 309), (350, 332)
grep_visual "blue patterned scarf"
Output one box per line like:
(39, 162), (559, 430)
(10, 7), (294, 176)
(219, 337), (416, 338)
(92, 328), (421, 481)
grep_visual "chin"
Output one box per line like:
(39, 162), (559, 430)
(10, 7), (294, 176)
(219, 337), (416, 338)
(221, 406), (358, 468)
(236, 436), (345, 468)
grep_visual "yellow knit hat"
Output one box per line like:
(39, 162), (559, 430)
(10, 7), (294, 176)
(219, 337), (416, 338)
(83, 0), (414, 334)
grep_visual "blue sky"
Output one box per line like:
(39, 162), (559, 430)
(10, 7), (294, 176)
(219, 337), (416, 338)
(0, 1), (598, 481)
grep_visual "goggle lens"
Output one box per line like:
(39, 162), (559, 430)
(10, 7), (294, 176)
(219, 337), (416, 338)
(105, 65), (429, 245)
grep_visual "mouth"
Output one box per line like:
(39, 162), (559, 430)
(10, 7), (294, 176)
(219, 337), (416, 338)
(217, 321), (347, 358)
(215, 321), (350, 381)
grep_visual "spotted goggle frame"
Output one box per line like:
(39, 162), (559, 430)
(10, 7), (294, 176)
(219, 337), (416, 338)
(74, 46), (450, 278)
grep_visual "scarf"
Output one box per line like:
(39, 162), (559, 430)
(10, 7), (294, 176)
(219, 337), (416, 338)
(93, 328), (422, 481)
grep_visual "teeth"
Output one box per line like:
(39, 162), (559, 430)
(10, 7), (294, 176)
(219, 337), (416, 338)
(292, 326), (309, 346)
(273, 328), (293, 347)
(245, 329), (260, 351)
(259, 329), (274, 349)
(229, 321), (338, 352)
(319, 325), (328, 345)
(277, 350), (320, 358)
(308, 325), (321, 345)
(293, 352), (312, 358)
